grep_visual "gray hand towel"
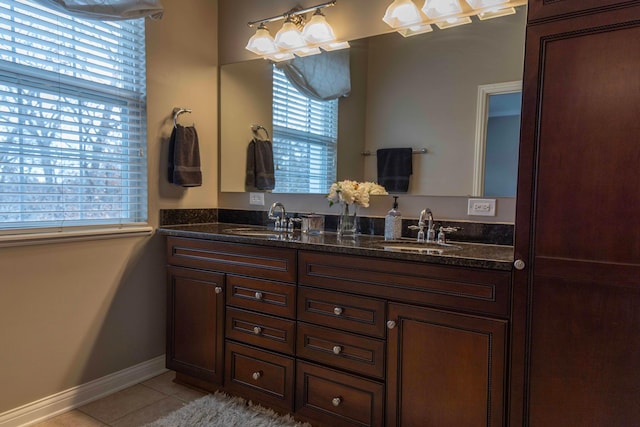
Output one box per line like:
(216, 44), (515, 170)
(169, 125), (202, 187)
(246, 138), (275, 191)
(377, 148), (413, 193)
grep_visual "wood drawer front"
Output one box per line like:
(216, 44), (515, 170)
(167, 237), (296, 283)
(297, 286), (386, 338)
(226, 275), (296, 319)
(226, 307), (295, 355)
(225, 341), (295, 412)
(297, 322), (385, 379)
(299, 250), (511, 318)
(296, 361), (384, 427)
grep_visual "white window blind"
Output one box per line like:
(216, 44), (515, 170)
(272, 66), (337, 194)
(0, 0), (147, 232)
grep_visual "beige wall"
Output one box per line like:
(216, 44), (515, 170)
(0, 0), (219, 413)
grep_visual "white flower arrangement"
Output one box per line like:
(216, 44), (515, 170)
(327, 180), (388, 208)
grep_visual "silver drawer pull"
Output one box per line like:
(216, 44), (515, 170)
(214, 286), (223, 294)
(254, 292), (264, 300)
(332, 397), (342, 407)
(253, 326), (262, 335)
(252, 371), (262, 380)
(332, 345), (342, 355)
(333, 307), (343, 316)
(387, 320), (397, 329)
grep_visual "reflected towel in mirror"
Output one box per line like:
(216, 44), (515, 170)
(246, 138), (275, 191)
(377, 148), (412, 193)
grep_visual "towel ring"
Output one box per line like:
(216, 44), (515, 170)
(251, 124), (270, 141)
(173, 108), (192, 128)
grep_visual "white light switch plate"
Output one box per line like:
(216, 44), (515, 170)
(467, 198), (496, 216)
(249, 192), (265, 206)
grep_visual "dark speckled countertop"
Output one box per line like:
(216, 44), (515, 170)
(158, 222), (514, 271)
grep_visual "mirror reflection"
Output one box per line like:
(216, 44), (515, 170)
(220, 9), (526, 196)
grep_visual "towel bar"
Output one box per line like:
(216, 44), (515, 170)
(361, 148), (427, 156)
(251, 124), (270, 141)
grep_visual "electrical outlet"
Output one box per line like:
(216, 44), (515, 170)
(467, 198), (496, 216)
(249, 192), (265, 206)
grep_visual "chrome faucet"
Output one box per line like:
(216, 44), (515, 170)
(268, 202), (286, 231)
(409, 208), (435, 243)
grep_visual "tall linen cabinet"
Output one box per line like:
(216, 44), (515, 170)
(511, 1), (640, 425)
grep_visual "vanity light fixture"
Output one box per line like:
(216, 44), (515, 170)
(422, 0), (464, 20)
(382, 0), (526, 36)
(382, 0), (423, 28)
(246, 0), (349, 61)
(245, 23), (278, 56)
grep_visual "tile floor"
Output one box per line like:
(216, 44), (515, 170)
(32, 371), (207, 427)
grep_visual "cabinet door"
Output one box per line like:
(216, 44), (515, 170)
(512, 5), (640, 426)
(166, 266), (225, 385)
(527, 0), (637, 22)
(386, 303), (506, 427)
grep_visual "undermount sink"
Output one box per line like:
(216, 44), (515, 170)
(374, 240), (462, 255)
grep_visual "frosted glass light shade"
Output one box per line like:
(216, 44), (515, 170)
(275, 20), (307, 50)
(294, 46), (322, 57)
(302, 11), (336, 44)
(322, 41), (350, 51)
(477, 6), (516, 19)
(435, 15), (472, 28)
(465, 0), (508, 9)
(245, 25), (278, 56)
(398, 23), (433, 37)
(383, 0), (423, 28)
(422, 0), (463, 19)
(265, 51), (295, 62)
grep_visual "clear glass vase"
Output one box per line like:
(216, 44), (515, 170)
(337, 203), (358, 237)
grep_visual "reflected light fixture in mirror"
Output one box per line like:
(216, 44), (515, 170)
(383, 0), (423, 28)
(383, 0), (526, 36)
(245, 0), (349, 62)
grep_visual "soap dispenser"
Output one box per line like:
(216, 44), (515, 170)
(384, 196), (402, 240)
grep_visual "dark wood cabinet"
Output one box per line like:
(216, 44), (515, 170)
(386, 303), (507, 427)
(166, 266), (225, 385)
(165, 238), (512, 426)
(512, 2), (640, 425)
(527, 0), (637, 22)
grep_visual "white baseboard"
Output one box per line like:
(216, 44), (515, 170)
(0, 355), (167, 427)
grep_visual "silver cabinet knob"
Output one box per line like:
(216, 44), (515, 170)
(214, 286), (223, 294)
(514, 259), (526, 270)
(253, 326), (262, 335)
(332, 345), (342, 355)
(252, 371), (262, 380)
(332, 397), (342, 407)
(255, 291), (263, 300)
(387, 320), (397, 329)
(333, 307), (343, 316)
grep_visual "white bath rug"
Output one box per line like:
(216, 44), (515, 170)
(144, 391), (311, 427)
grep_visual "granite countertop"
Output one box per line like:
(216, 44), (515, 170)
(158, 222), (514, 271)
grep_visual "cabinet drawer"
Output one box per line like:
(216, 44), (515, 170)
(297, 286), (386, 338)
(299, 251), (511, 317)
(296, 361), (384, 427)
(225, 341), (295, 412)
(226, 275), (296, 319)
(226, 307), (295, 355)
(166, 237), (296, 283)
(297, 322), (385, 379)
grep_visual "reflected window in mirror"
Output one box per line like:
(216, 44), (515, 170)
(272, 66), (338, 193)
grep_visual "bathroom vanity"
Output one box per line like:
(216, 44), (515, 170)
(161, 223), (513, 427)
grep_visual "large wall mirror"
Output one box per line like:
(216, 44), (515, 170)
(220, 9), (526, 196)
